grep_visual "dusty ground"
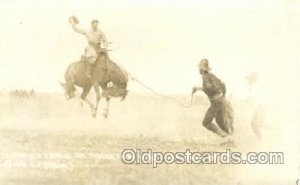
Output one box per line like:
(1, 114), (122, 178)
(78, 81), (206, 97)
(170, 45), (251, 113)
(0, 93), (297, 185)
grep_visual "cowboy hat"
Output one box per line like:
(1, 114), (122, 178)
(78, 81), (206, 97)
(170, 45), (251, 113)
(69, 16), (79, 25)
(91, 19), (99, 24)
(198, 58), (211, 71)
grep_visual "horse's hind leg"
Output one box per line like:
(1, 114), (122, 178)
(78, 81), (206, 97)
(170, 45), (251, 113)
(91, 83), (101, 118)
(80, 86), (96, 113)
(103, 97), (110, 118)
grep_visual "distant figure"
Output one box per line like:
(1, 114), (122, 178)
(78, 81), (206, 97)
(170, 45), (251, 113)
(250, 104), (266, 141)
(29, 89), (35, 97)
(192, 59), (234, 145)
(69, 16), (109, 79)
(244, 72), (268, 141)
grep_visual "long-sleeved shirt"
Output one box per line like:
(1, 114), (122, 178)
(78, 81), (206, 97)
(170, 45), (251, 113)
(72, 26), (108, 47)
(202, 72), (226, 99)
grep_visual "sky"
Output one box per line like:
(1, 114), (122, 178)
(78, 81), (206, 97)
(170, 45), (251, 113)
(0, 0), (300, 100)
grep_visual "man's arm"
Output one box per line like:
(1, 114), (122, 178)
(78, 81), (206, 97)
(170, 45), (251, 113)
(69, 16), (86, 35)
(221, 81), (226, 96)
(202, 74), (220, 95)
(71, 24), (86, 35)
(192, 86), (203, 94)
(100, 30), (108, 48)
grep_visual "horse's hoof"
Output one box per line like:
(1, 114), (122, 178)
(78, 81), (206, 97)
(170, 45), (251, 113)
(91, 108), (97, 118)
(103, 114), (108, 118)
(120, 93), (127, 101)
(79, 101), (84, 107)
(91, 111), (96, 118)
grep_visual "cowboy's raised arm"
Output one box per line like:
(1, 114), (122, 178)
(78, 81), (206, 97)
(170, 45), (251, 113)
(71, 24), (86, 35)
(68, 16), (85, 35)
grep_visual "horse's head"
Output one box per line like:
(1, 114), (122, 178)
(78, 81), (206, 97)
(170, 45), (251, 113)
(60, 82), (76, 100)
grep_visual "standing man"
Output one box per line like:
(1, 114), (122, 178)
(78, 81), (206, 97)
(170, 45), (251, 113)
(192, 59), (234, 144)
(69, 16), (109, 78)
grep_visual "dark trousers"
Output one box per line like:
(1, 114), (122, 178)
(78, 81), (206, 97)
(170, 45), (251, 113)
(202, 97), (233, 137)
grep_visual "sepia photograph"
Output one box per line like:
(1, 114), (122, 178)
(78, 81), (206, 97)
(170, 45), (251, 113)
(0, 0), (299, 184)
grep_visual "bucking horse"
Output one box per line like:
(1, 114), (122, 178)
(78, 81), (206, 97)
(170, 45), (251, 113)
(60, 50), (128, 118)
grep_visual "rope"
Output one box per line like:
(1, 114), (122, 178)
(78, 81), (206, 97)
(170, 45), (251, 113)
(127, 73), (194, 108)
(113, 62), (194, 108)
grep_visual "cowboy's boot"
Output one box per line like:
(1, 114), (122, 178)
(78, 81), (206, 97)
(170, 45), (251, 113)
(85, 63), (94, 79)
(204, 123), (228, 138)
(220, 136), (235, 147)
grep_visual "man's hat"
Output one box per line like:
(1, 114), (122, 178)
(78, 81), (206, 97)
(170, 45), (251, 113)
(69, 16), (79, 25)
(91, 19), (99, 24)
(198, 58), (211, 71)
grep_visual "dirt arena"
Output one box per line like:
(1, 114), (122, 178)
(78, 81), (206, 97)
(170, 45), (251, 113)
(0, 93), (297, 184)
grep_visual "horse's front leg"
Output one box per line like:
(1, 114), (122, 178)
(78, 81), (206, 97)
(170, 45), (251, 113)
(103, 97), (110, 118)
(79, 86), (95, 112)
(91, 82), (101, 118)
